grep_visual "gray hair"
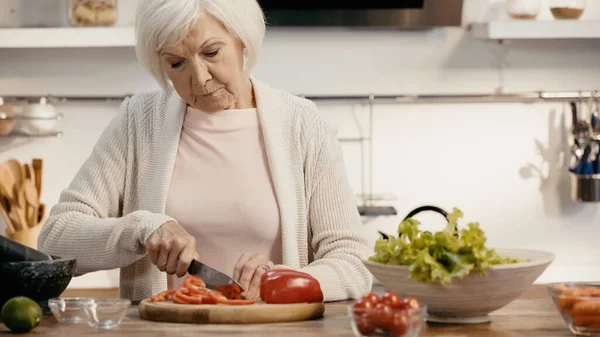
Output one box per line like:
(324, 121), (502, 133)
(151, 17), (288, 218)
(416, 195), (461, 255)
(135, 0), (266, 90)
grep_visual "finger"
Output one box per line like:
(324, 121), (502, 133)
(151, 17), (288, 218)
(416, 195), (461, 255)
(166, 239), (185, 275)
(239, 255), (262, 292)
(146, 236), (159, 265)
(156, 242), (171, 272)
(246, 266), (266, 299)
(232, 252), (252, 281)
(176, 243), (196, 278)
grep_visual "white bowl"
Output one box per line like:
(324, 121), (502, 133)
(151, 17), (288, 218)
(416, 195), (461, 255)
(362, 248), (555, 324)
(18, 102), (59, 134)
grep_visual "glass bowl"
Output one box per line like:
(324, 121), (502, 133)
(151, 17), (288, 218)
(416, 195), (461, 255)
(81, 299), (131, 330)
(48, 297), (94, 324)
(548, 282), (600, 336)
(348, 304), (427, 337)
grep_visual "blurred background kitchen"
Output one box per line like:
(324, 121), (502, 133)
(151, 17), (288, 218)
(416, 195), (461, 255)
(0, 0), (599, 290)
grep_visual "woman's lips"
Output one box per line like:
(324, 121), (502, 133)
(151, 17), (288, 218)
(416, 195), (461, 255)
(199, 88), (222, 97)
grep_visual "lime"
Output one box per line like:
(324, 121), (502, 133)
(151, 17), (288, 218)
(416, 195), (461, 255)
(1, 297), (42, 333)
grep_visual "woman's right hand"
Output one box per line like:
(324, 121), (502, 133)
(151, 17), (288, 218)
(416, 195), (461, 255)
(146, 220), (198, 277)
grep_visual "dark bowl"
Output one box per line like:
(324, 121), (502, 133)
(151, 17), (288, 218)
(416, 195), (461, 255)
(0, 256), (76, 315)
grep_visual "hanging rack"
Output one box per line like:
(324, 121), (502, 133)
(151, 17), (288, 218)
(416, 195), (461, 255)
(350, 95), (398, 218)
(2, 90), (597, 105)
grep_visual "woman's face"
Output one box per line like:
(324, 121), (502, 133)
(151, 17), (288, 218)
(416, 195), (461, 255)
(160, 14), (254, 112)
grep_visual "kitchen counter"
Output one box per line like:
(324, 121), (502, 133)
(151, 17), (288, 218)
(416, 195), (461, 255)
(1, 285), (571, 336)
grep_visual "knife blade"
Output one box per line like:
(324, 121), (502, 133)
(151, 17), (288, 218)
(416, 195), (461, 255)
(187, 259), (244, 291)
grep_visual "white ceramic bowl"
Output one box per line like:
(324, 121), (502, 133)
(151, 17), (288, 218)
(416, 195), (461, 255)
(18, 102), (59, 134)
(362, 248), (555, 324)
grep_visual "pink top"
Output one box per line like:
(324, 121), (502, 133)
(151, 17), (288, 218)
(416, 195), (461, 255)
(165, 106), (282, 289)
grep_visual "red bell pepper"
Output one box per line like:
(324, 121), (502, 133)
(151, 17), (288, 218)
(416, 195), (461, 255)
(259, 269), (324, 304)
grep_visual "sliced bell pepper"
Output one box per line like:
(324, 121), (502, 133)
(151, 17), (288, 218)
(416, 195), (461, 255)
(201, 291), (228, 304)
(175, 286), (203, 304)
(151, 289), (175, 302)
(184, 275), (206, 290)
(149, 276), (258, 305)
(219, 299), (256, 305)
(259, 269), (324, 304)
(217, 284), (244, 300)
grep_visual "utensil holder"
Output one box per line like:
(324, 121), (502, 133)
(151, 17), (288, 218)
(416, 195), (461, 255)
(570, 173), (600, 202)
(6, 224), (42, 249)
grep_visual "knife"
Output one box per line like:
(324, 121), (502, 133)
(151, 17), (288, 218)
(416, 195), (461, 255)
(187, 259), (244, 291)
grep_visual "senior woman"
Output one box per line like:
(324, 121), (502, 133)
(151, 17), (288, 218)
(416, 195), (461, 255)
(38, 0), (373, 302)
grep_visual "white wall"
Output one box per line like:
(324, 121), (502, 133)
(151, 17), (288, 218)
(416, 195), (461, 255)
(1, 0), (600, 288)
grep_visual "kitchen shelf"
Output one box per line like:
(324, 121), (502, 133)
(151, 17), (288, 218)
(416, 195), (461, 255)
(0, 131), (63, 138)
(469, 21), (600, 40)
(0, 27), (135, 48)
(0, 114), (63, 121)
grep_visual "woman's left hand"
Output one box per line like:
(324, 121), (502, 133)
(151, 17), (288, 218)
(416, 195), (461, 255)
(232, 253), (275, 300)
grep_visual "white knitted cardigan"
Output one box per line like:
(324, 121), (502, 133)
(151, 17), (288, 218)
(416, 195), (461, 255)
(38, 77), (373, 302)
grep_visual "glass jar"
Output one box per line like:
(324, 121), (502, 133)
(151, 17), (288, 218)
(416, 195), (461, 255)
(549, 0), (586, 19)
(68, 0), (117, 27)
(506, 0), (542, 20)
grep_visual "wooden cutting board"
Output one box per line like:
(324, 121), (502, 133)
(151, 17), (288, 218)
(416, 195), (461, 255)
(138, 299), (325, 324)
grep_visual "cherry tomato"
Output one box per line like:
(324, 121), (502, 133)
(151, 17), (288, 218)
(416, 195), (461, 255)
(371, 302), (394, 331)
(355, 314), (377, 335)
(380, 292), (404, 310)
(403, 297), (421, 310)
(363, 292), (380, 305)
(352, 297), (374, 315)
(389, 312), (410, 337)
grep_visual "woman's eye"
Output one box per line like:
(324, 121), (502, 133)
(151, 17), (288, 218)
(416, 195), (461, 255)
(170, 61), (184, 69)
(205, 50), (219, 57)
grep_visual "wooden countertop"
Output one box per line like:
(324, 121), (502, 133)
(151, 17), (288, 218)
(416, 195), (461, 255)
(1, 285), (571, 336)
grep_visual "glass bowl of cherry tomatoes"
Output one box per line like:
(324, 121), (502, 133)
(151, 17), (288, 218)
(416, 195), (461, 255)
(348, 291), (427, 337)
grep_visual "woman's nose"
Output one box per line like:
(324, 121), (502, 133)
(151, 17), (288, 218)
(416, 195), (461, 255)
(190, 61), (211, 87)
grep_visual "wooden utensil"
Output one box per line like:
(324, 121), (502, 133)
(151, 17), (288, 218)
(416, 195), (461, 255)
(139, 299), (325, 324)
(5, 159), (24, 187)
(23, 163), (35, 182)
(0, 204), (15, 234)
(32, 159), (43, 200)
(0, 166), (16, 203)
(9, 205), (24, 231)
(23, 181), (39, 228)
(14, 182), (25, 209)
(11, 183), (28, 229)
(37, 203), (45, 225)
(0, 183), (12, 215)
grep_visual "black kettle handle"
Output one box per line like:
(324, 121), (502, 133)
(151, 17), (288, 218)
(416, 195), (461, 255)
(377, 205), (450, 240)
(403, 205), (448, 221)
